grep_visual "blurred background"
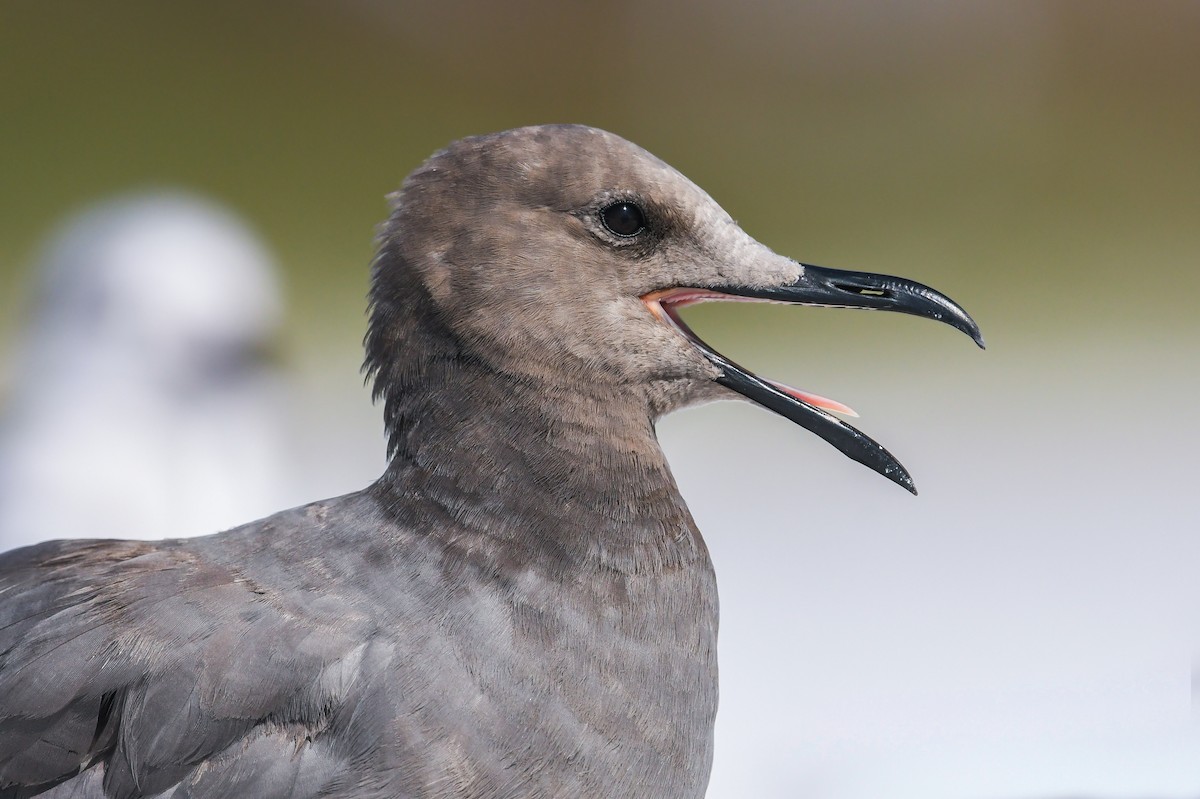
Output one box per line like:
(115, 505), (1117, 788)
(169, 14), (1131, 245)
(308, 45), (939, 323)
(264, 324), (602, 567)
(1, 1), (1197, 796)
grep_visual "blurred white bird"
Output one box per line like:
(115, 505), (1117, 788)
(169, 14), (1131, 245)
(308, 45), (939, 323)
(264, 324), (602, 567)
(0, 193), (293, 551)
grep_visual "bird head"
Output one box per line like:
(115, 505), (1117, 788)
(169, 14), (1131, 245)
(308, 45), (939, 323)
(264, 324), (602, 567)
(369, 125), (982, 492)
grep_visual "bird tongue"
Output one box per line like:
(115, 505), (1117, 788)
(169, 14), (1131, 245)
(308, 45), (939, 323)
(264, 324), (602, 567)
(765, 380), (858, 417)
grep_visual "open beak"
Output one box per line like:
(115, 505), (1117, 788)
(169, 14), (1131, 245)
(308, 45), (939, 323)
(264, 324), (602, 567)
(642, 263), (984, 494)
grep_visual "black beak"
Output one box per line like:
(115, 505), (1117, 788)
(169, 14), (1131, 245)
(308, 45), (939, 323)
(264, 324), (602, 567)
(651, 263), (983, 494)
(728, 264), (985, 348)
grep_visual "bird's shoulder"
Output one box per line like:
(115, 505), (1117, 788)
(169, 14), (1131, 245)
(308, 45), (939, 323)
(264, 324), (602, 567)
(0, 492), (395, 798)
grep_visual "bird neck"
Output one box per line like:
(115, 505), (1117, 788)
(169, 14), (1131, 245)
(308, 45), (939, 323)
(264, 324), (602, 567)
(366, 322), (702, 573)
(372, 359), (704, 572)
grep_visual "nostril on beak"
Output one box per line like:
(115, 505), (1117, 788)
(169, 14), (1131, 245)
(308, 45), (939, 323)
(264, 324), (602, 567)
(834, 282), (890, 298)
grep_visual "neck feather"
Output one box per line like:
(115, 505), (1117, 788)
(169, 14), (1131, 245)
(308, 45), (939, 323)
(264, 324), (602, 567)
(364, 248), (704, 573)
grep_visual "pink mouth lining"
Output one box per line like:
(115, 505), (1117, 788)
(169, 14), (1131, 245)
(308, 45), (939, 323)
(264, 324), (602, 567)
(641, 288), (859, 418)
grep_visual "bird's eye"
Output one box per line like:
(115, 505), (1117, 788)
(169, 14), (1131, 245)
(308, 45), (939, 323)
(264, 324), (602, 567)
(600, 201), (647, 237)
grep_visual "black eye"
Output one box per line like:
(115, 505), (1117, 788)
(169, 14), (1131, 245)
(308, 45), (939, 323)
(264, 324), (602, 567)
(600, 201), (646, 237)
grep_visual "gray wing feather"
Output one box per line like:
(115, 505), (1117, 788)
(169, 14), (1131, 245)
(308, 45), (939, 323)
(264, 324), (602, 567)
(0, 531), (373, 798)
(170, 727), (345, 799)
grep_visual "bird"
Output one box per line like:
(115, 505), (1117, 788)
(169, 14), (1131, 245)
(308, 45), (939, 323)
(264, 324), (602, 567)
(0, 125), (982, 799)
(0, 193), (291, 552)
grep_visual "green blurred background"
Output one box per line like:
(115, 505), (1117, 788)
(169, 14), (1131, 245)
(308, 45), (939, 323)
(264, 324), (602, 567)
(2, 2), (1197, 797)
